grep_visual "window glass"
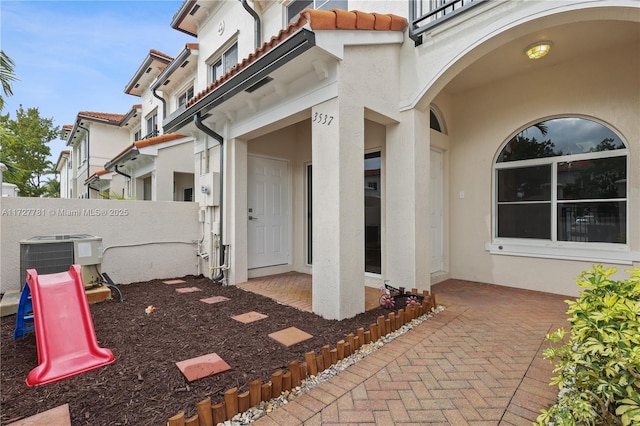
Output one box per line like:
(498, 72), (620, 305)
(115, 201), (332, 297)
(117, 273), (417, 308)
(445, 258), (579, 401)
(557, 202), (626, 243)
(498, 203), (551, 239)
(178, 86), (194, 109)
(497, 165), (551, 202)
(430, 110), (442, 132)
(497, 117), (625, 162)
(224, 44), (238, 74)
(209, 43), (238, 83)
(558, 157), (626, 200)
(365, 152), (381, 274)
(495, 117), (627, 244)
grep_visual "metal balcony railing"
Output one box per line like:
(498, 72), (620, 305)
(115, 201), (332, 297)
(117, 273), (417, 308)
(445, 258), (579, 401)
(142, 129), (159, 140)
(409, 0), (487, 45)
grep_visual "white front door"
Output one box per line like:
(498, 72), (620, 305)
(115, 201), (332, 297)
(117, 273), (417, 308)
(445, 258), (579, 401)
(247, 156), (290, 269)
(430, 150), (444, 273)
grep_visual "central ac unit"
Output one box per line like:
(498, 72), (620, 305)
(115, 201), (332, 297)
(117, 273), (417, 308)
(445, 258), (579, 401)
(19, 234), (103, 288)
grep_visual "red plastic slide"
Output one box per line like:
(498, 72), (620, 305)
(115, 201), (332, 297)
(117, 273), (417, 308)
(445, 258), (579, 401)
(25, 265), (115, 386)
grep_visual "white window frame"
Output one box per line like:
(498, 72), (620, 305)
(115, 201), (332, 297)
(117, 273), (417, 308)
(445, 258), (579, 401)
(145, 111), (158, 138)
(177, 84), (194, 109)
(286, 0), (348, 22)
(486, 118), (638, 265)
(207, 41), (238, 85)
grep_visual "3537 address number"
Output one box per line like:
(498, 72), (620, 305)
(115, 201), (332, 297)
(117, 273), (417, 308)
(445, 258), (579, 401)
(313, 112), (334, 125)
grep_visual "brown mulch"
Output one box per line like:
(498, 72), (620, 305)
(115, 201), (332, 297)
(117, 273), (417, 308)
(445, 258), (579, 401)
(0, 275), (389, 425)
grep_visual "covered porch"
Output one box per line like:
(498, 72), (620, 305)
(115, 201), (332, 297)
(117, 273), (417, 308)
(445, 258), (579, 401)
(237, 272), (382, 313)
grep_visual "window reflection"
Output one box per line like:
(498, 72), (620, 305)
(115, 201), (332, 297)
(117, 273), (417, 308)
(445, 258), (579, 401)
(365, 152), (381, 274)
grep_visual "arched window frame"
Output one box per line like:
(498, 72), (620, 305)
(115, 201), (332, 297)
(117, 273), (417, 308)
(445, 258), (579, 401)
(486, 116), (638, 265)
(430, 105), (447, 134)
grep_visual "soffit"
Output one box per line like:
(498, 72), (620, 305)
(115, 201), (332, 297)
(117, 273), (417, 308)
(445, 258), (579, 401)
(125, 50), (174, 97)
(445, 20), (639, 94)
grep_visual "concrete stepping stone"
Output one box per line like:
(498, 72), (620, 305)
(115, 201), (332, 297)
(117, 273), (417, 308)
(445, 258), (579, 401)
(176, 353), (231, 382)
(8, 403), (71, 426)
(163, 279), (186, 285)
(200, 296), (230, 304)
(175, 287), (202, 294)
(268, 326), (313, 347)
(231, 311), (268, 324)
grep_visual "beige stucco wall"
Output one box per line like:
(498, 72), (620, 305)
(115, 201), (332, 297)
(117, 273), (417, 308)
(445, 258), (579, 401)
(446, 39), (639, 296)
(154, 142), (195, 201)
(0, 197), (199, 293)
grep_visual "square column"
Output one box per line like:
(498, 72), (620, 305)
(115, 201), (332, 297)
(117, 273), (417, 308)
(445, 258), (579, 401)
(311, 98), (365, 320)
(385, 109), (431, 292)
(226, 138), (248, 286)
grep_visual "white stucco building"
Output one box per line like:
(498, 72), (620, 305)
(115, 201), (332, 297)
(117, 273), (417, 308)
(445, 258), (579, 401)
(52, 0), (640, 320)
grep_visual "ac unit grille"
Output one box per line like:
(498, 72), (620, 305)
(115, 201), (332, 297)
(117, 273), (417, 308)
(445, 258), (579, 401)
(19, 235), (103, 288)
(20, 242), (74, 286)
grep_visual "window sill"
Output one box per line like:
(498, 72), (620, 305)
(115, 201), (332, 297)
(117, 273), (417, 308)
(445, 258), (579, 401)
(485, 241), (640, 265)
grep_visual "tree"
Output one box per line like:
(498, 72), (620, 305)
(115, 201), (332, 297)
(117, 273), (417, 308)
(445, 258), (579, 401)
(0, 105), (59, 197)
(0, 50), (18, 112)
(41, 178), (60, 198)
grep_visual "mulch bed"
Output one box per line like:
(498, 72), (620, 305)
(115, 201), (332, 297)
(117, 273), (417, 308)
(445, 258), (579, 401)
(0, 275), (389, 425)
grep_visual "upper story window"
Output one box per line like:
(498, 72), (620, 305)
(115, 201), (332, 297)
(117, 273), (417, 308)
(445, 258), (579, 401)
(134, 129), (142, 142)
(178, 85), (194, 109)
(209, 43), (238, 84)
(145, 112), (158, 139)
(494, 117), (628, 245)
(287, 0), (348, 22)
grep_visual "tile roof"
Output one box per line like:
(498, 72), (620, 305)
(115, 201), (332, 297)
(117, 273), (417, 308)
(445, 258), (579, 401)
(134, 133), (187, 149)
(186, 9), (407, 109)
(78, 111), (126, 123)
(302, 9), (408, 31)
(85, 169), (110, 183)
(149, 49), (173, 62)
(107, 133), (188, 169)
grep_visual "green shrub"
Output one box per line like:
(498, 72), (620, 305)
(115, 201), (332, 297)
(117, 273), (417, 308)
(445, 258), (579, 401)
(536, 265), (640, 426)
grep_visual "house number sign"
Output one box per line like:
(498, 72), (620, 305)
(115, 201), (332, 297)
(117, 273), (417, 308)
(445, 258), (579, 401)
(312, 112), (334, 125)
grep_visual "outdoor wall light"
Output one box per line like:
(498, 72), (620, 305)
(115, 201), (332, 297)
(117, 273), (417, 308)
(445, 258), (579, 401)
(525, 41), (553, 59)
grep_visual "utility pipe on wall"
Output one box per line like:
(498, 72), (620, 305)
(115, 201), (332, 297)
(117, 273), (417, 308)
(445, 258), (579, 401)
(194, 112), (226, 283)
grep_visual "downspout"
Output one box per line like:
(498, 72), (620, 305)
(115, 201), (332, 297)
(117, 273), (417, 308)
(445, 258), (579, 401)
(152, 88), (167, 119)
(114, 165), (131, 179)
(114, 165), (132, 198)
(77, 122), (90, 198)
(194, 112), (226, 283)
(240, 0), (261, 49)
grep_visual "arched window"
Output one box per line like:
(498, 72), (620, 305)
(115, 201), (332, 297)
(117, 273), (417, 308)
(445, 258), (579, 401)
(430, 106), (447, 134)
(495, 117), (627, 244)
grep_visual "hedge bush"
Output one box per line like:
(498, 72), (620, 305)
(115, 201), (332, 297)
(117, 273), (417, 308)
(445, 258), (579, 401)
(536, 265), (640, 425)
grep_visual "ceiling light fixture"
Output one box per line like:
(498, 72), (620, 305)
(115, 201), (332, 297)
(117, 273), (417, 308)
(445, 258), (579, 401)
(525, 41), (552, 59)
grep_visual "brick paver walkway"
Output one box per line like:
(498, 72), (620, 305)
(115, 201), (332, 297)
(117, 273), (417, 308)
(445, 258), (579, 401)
(253, 279), (571, 425)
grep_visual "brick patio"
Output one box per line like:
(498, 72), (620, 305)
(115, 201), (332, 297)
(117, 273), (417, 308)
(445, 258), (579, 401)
(241, 275), (571, 425)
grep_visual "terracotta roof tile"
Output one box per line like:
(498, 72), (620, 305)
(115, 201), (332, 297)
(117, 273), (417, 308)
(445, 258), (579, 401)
(62, 124), (73, 131)
(301, 9), (408, 31)
(85, 169), (109, 183)
(78, 111), (126, 123)
(107, 133), (188, 168)
(186, 43), (199, 50)
(150, 49), (173, 61)
(185, 9), (406, 110)
(134, 133), (186, 149)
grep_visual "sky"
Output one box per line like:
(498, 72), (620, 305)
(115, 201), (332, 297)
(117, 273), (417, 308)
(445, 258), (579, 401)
(1, 0), (192, 167)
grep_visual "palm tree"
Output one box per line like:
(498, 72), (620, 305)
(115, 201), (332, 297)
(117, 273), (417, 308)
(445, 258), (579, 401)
(0, 50), (18, 111)
(41, 178), (60, 198)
